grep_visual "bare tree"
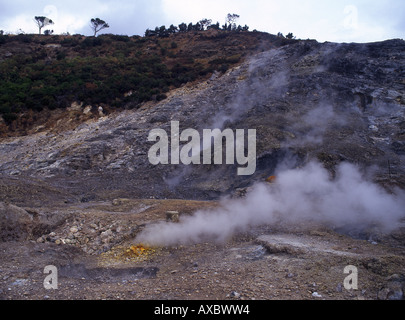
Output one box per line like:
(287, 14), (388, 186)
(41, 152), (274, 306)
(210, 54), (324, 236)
(226, 13), (240, 30)
(199, 18), (212, 30)
(286, 32), (296, 39)
(90, 18), (109, 36)
(34, 16), (54, 35)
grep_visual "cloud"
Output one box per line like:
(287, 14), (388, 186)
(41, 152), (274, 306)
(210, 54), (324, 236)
(0, 0), (403, 41)
(161, 0), (252, 26)
(161, 0), (405, 43)
(0, 0), (161, 35)
(0, 0), (108, 34)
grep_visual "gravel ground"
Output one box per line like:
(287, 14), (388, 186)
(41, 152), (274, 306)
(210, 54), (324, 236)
(1, 198), (404, 300)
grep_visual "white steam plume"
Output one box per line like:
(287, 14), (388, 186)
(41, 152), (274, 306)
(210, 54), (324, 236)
(136, 161), (405, 246)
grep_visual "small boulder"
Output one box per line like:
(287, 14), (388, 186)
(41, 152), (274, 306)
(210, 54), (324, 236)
(166, 211), (180, 223)
(0, 202), (33, 242)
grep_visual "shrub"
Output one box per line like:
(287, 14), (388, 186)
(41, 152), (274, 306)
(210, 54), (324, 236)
(14, 34), (33, 43)
(156, 93), (167, 101)
(0, 35), (6, 45)
(219, 64), (229, 73)
(56, 51), (67, 60)
(0, 28), (248, 121)
(61, 37), (80, 47)
(81, 37), (104, 48)
(110, 34), (130, 42)
(2, 113), (17, 124)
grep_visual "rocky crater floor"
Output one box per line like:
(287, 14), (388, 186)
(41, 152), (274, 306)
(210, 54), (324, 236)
(1, 38), (405, 300)
(1, 198), (405, 300)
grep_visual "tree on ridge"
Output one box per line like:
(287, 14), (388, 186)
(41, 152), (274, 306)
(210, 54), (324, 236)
(90, 18), (109, 36)
(34, 16), (54, 35)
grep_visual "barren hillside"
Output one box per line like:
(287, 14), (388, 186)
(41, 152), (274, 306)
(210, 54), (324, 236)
(0, 31), (404, 300)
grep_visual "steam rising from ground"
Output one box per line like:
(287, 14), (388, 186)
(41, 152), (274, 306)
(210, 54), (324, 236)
(137, 161), (405, 246)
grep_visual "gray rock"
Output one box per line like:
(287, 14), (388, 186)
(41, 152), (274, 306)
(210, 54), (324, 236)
(0, 202), (33, 242)
(100, 229), (113, 239)
(166, 211), (180, 223)
(150, 114), (169, 123)
(378, 281), (404, 300)
(11, 279), (28, 286)
(69, 226), (79, 233)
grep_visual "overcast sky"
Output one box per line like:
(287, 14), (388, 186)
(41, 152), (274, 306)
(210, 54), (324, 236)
(0, 0), (404, 43)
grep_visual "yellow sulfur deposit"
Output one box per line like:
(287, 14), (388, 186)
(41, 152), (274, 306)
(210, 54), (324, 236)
(98, 243), (157, 266)
(126, 244), (150, 256)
